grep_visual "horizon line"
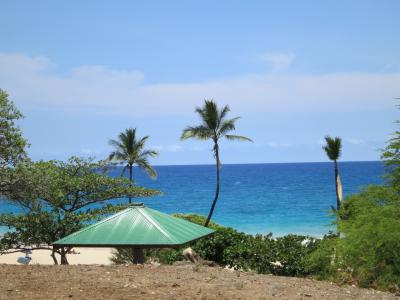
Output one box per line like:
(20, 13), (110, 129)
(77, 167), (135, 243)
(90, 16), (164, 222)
(142, 160), (382, 168)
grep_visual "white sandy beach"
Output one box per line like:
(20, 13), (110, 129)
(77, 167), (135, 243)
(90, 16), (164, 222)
(0, 248), (114, 265)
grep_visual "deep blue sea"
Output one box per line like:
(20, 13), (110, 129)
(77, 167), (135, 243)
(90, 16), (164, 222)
(0, 161), (384, 237)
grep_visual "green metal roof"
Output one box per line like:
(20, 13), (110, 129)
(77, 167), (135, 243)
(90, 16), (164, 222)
(53, 204), (215, 248)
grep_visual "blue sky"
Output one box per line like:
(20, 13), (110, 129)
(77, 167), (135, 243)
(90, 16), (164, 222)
(1, 0), (399, 165)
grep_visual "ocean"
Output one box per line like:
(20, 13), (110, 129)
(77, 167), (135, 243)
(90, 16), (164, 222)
(0, 161), (384, 237)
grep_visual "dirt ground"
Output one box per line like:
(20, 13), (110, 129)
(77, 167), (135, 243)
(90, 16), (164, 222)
(0, 263), (398, 300)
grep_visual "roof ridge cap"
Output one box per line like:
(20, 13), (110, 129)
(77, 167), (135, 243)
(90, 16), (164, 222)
(137, 207), (179, 244)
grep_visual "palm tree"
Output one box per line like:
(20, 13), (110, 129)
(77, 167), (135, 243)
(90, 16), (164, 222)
(323, 136), (343, 211)
(108, 128), (158, 203)
(181, 100), (252, 227)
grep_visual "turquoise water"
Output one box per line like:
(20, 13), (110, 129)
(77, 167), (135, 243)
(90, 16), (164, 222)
(0, 161), (384, 237)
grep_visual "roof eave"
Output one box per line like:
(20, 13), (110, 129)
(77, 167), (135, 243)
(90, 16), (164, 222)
(52, 230), (216, 249)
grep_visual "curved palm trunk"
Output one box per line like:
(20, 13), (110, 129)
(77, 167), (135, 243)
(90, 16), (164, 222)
(333, 160), (342, 234)
(334, 160), (341, 210)
(204, 143), (220, 227)
(129, 164), (133, 204)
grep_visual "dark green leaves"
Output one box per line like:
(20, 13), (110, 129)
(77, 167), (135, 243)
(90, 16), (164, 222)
(0, 157), (160, 258)
(0, 89), (28, 169)
(323, 136), (342, 161)
(181, 99), (252, 152)
(108, 128), (159, 179)
(381, 124), (400, 187)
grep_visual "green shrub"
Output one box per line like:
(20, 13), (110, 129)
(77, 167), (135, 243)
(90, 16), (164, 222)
(304, 233), (339, 280)
(110, 247), (184, 265)
(337, 186), (400, 291)
(110, 213), (321, 278)
(147, 248), (184, 264)
(110, 248), (138, 264)
(223, 233), (276, 273)
(192, 226), (249, 264)
(273, 234), (320, 276)
(305, 186), (400, 292)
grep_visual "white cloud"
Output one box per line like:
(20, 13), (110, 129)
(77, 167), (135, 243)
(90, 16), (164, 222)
(152, 144), (183, 153)
(0, 52), (397, 117)
(346, 138), (366, 145)
(258, 52), (295, 71)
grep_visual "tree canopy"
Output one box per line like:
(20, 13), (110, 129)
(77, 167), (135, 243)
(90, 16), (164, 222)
(0, 89), (28, 196)
(381, 119), (400, 187)
(322, 136), (342, 161)
(109, 128), (158, 180)
(181, 100), (252, 146)
(0, 157), (159, 264)
(0, 89), (28, 168)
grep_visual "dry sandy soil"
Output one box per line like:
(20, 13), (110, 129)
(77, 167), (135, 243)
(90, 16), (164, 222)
(0, 263), (398, 300)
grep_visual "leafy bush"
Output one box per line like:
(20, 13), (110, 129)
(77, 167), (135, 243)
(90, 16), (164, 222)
(222, 233), (276, 273)
(306, 186), (400, 292)
(338, 186), (400, 291)
(273, 234), (320, 276)
(111, 213), (321, 277)
(110, 248), (183, 265)
(304, 233), (339, 280)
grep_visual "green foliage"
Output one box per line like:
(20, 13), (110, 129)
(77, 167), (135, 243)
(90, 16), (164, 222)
(381, 119), (400, 187)
(338, 186), (400, 291)
(173, 214), (222, 229)
(0, 89), (28, 169)
(304, 233), (339, 279)
(322, 136), (342, 161)
(110, 248), (137, 264)
(194, 226), (249, 264)
(0, 157), (159, 264)
(0, 89), (28, 196)
(182, 214), (319, 276)
(111, 247), (184, 265)
(274, 235), (321, 276)
(111, 213), (321, 278)
(307, 110), (400, 292)
(108, 128), (159, 180)
(181, 100), (252, 144)
(306, 186), (400, 292)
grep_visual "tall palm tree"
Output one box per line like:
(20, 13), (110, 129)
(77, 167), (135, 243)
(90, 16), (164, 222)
(323, 136), (343, 211)
(181, 100), (252, 227)
(108, 128), (158, 203)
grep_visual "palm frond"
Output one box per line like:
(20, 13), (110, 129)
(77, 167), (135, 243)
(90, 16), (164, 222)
(108, 139), (124, 150)
(225, 135), (253, 142)
(120, 164), (129, 177)
(136, 158), (157, 179)
(218, 105), (231, 125)
(139, 149), (159, 158)
(219, 117), (240, 136)
(138, 135), (149, 144)
(108, 151), (127, 163)
(205, 100), (219, 129)
(182, 100), (251, 144)
(323, 136), (342, 161)
(108, 128), (157, 181)
(181, 125), (212, 140)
